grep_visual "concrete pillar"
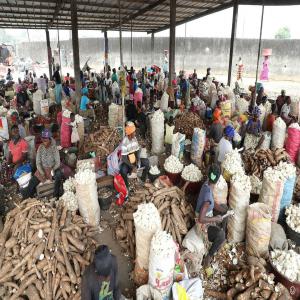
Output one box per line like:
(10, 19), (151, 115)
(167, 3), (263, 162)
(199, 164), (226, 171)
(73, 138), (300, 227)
(71, 0), (81, 108)
(118, 0), (123, 66)
(151, 32), (155, 65)
(104, 30), (109, 72)
(131, 21), (133, 67)
(45, 28), (52, 79)
(227, 0), (239, 87)
(169, 0), (176, 86)
(253, 4), (265, 109)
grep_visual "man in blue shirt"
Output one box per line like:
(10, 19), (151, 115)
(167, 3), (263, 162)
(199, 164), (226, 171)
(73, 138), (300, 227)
(80, 87), (95, 120)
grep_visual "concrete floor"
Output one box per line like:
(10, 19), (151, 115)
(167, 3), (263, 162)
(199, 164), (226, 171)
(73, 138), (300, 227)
(94, 209), (135, 299)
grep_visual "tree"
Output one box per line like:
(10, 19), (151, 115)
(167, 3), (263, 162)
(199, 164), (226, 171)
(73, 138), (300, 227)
(275, 27), (291, 40)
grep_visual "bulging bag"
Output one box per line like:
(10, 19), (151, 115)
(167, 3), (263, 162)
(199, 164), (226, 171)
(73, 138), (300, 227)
(246, 203), (271, 258)
(272, 117), (286, 150)
(75, 169), (100, 226)
(191, 128), (206, 168)
(151, 110), (165, 155)
(172, 132), (185, 161)
(160, 92), (169, 112)
(285, 125), (300, 163)
(211, 175), (228, 206)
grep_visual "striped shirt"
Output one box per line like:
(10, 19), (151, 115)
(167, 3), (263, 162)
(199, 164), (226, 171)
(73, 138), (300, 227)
(121, 136), (139, 156)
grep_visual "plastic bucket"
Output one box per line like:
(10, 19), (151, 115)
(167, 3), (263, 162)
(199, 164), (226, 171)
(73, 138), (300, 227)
(165, 170), (181, 185)
(270, 259), (300, 300)
(286, 223), (300, 246)
(180, 178), (201, 195)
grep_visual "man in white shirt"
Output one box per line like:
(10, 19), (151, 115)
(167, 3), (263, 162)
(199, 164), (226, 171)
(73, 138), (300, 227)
(217, 125), (234, 163)
(280, 96), (293, 126)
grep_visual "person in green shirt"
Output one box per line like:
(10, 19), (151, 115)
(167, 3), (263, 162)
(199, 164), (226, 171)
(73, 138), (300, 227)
(111, 68), (118, 83)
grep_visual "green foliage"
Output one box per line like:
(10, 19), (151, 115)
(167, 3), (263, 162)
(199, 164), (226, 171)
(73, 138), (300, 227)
(275, 27), (291, 40)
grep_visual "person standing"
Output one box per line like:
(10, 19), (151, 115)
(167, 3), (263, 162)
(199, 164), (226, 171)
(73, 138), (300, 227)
(6, 68), (13, 81)
(260, 56), (270, 81)
(53, 65), (62, 104)
(236, 57), (244, 82)
(81, 245), (121, 300)
(276, 90), (286, 115)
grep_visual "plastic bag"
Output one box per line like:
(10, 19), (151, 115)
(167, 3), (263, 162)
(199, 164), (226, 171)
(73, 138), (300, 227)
(182, 226), (206, 257)
(165, 124), (174, 145)
(172, 133), (185, 160)
(160, 92), (169, 112)
(107, 147), (121, 176)
(13, 163), (32, 180)
(246, 203), (272, 258)
(191, 128), (205, 168)
(114, 174), (128, 206)
(272, 117), (286, 150)
(172, 278), (204, 300)
(279, 175), (296, 215)
(285, 127), (300, 163)
(259, 131), (272, 150)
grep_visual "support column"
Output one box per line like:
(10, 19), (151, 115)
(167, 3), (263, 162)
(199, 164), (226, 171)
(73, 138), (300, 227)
(104, 30), (109, 72)
(57, 27), (62, 77)
(131, 21), (133, 67)
(71, 0), (81, 108)
(118, 0), (123, 66)
(253, 3), (265, 109)
(169, 0), (176, 86)
(227, 0), (239, 87)
(45, 28), (52, 79)
(151, 32), (154, 65)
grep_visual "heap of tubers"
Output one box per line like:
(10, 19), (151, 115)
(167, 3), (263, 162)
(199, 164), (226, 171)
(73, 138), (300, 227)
(0, 198), (99, 300)
(206, 256), (292, 300)
(115, 184), (194, 258)
(243, 148), (289, 180)
(174, 112), (204, 139)
(83, 127), (121, 158)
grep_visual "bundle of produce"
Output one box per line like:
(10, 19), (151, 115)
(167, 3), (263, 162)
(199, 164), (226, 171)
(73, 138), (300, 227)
(259, 168), (284, 222)
(285, 205), (300, 233)
(271, 249), (300, 282)
(228, 172), (251, 243)
(242, 148), (289, 180)
(206, 257), (292, 300)
(0, 199), (98, 300)
(174, 112), (204, 139)
(61, 177), (78, 212)
(150, 109), (165, 155)
(114, 184), (194, 258)
(83, 127), (121, 158)
(244, 133), (261, 150)
(164, 155), (184, 174)
(181, 163), (203, 182)
(222, 149), (244, 179)
(272, 117), (287, 150)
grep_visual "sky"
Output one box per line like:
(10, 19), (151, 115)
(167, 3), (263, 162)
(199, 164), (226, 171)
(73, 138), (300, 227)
(2, 5), (300, 43)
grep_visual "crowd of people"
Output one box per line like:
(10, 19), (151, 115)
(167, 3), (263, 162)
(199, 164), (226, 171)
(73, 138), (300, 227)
(0, 60), (299, 298)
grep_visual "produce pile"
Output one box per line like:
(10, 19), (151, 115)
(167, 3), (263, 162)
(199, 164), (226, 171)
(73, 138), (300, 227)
(164, 155), (184, 174)
(206, 256), (292, 300)
(271, 249), (300, 282)
(114, 184), (194, 258)
(222, 149), (244, 176)
(0, 199), (98, 300)
(285, 204), (300, 233)
(174, 112), (204, 139)
(242, 148), (289, 180)
(83, 127), (121, 158)
(181, 163), (203, 182)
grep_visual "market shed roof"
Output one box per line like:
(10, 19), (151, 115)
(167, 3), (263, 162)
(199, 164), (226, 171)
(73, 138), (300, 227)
(0, 0), (299, 33)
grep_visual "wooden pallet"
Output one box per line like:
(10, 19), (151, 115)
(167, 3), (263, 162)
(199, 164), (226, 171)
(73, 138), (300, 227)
(37, 182), (55, 199)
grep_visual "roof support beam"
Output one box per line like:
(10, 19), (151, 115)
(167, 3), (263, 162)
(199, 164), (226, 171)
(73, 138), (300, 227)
(105, 0), (167, 31)
(169, 0), (176, 86)
(227, 0), (239, 86)
(48, 0), (63, 27)
(71, 0), (81, 108)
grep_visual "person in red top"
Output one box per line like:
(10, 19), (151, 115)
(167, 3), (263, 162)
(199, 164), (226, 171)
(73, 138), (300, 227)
(265, 103), (276, 132)
(8, 125), (28, 172)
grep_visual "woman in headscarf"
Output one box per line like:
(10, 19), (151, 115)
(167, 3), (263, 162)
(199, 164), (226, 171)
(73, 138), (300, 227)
(216, 125), (234, 164)
(119, 122), (149, 189)
(53, 65), (62, 104)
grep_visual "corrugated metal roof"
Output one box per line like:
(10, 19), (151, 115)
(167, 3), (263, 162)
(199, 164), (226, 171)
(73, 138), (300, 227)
(0, 0), (298, 32)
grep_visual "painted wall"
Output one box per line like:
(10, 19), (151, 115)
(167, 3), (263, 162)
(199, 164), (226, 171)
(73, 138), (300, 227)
(18, 37), (300, 80)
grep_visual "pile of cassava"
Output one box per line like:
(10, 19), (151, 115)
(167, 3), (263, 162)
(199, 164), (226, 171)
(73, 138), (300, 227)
(242, 148), (289, 179)
(83, 127), (121, 158)
(0, 198), (99, 300)
(174, 112), (204, 139)
(115, 184), (195, 258)
(206, 256), (292, 300)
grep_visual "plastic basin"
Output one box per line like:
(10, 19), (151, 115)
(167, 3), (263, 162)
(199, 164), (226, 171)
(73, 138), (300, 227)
(165, 170), (181, 185)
